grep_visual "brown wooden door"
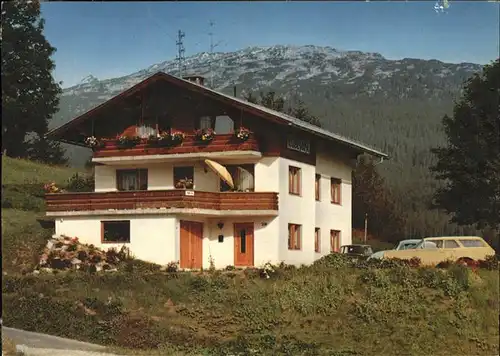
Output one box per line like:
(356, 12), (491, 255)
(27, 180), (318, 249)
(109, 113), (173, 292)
(180, 221), (203, 269)
(234, 223), (254, 267)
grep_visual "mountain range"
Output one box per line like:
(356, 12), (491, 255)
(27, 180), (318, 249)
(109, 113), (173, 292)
(53, 44), (486, 238)
(54, 44), (481, 128)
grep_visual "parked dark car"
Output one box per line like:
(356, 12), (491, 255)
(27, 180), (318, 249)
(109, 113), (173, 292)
(340, 244), (374, 259)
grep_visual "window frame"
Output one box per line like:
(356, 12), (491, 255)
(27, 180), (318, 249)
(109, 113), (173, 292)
(288, 223), (302, 250)
(315, 174), (321, 201)
(330, 178), (342, 205)
(116, 169), (148, 191)
(315, 227), (321, 253)
(101, 220), (131, 244)
(330, 229), (341, 253)
(198, 115), (215, 130)
(288, 166), (301, 196)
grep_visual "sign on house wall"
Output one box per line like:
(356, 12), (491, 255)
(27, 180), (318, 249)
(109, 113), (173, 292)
(286, 135), (311, 154)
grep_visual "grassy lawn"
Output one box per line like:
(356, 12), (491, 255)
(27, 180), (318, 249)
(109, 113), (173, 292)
(1, 208), (53, 273)
(2, 261), (499, 356)
(1, 156), (81, 186)
(1, 157), (85, 273)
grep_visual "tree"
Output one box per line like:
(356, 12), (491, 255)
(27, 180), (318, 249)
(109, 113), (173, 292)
(26, 135), (68, 165)
(243, 90), (322, 127)
(352, 155), (406, 242)
(289, 98), (323, 127)
(431, 59), (500, 231)
(2, 0), (63, 159)
(244, 91), (285, 112)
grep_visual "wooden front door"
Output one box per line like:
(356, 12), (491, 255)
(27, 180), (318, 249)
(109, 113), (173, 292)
(234, 223), (254, 267)
(180, 221), (203, 269)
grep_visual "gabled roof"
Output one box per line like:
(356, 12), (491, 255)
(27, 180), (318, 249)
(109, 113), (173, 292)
(47, 71), (388, 158)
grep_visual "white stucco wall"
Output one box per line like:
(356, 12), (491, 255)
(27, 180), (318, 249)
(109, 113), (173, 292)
(315, 149), (353, 257)
(178, 216), (280, 269)
(94, 165), (117, 192)
(76, 147), (355, 269)
(274, 157), (317, 266)
(94, 162), (223, 192)
(55, 215), (177, 265)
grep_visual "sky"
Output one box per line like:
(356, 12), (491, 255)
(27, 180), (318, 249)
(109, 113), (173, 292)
(40, 1), (500, 88)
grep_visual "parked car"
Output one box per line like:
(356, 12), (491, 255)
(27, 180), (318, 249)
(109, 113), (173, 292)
(368, 239), (421, 260)
(373, 236), (495, 267)
(340, 244), (373, 260)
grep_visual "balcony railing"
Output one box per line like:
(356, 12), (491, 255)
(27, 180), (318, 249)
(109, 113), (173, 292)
(45, 190), (279, 213)
(93, 134), (260, 158)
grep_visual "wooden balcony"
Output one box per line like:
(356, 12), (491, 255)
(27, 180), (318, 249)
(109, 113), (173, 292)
(45, 190), (279, 215)
(93, 134), (260, 158)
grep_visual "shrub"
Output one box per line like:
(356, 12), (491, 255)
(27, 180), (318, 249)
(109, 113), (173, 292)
(165, 261), (179, 273)
(478, 255), (498, 270)
(121, 259), (162, 274)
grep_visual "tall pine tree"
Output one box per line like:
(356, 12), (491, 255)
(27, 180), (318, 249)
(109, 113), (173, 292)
(352, 155), (406, 242)
(431, 59), (500, 231)
(2, 0), (66, 164)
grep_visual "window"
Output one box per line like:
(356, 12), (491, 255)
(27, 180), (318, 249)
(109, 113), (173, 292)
(444, 240), (460, 249)
(331, 178), (341, 204)
(288, 224), (301, 250)
(101, 221), (130, 243)
(431, 240), (444, 249)
(330, 230), (341, 253)
(459, 239), (486, 248)
(220, 164), (255, 192)
(174, 166), (194, 189)
(240, 229), (246, 253)
(289, 166), (301, 195)
(420, 241), (438, 249)
(199, 116), (213, 130)
(214, 115), (234, 134)
(116, 169), (148, 191)
(315, 174), (321, 201)
(315, 228), (321, 253)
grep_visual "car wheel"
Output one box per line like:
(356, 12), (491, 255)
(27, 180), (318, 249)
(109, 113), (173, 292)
(456, 258), (475, 267)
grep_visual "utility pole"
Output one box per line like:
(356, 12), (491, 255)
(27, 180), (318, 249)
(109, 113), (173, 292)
(208, 20), (222, 88)
(175, 30), (186, 78)
(364, 213), (368, 244)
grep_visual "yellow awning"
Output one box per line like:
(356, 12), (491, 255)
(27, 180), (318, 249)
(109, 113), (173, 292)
(204, 159), (234, 189)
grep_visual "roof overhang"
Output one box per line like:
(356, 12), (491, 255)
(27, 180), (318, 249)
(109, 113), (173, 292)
(46, 72), (388, 159)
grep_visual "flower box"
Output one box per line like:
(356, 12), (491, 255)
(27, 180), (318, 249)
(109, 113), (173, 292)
(234, 127), (250, 141)
(194, 128), (215, 143)
(116, 135), (142, 149)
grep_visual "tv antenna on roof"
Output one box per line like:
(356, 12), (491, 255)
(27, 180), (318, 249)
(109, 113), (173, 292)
(208, 20), (223, 88)
(176, 30), (186, 77)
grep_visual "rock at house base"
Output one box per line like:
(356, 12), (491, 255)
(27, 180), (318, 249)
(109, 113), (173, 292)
(35, 235), (130, 273)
